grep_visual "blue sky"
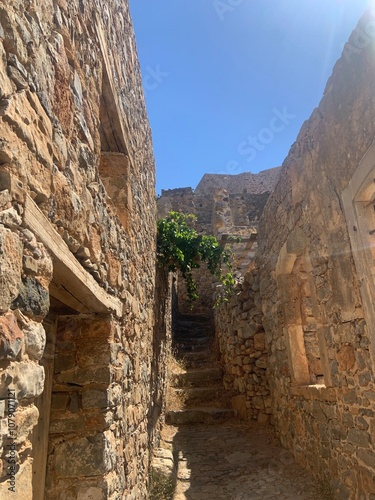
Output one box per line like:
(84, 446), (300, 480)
(129, 0), (372, 194)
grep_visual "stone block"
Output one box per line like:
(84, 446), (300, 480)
(0, 311), (23, 360)
(0, 459), (33, 500)
(49, 410), (108, 434)
(257, 412), (270, 424)
(363, 390), (375, 401)
(356, 416), (369, 431)
(337, 345), (356, 371)
(330, 421), (347, 441)
(69, 392), (80, 413)
(51, 392), (70, 410)
(0, 362), (45, 400)
(0, 189), (11, 210)
(77, 486), (105, 499)
(14, 404), (39, 444)
(253, 332), (266, 351)
(152, 448), (174, 477)
(358, 449), (375, 470)
(253, 396), (265, 410)
(0, 207), (22, 228)
(54, 366), (111, 386)
(11, 277), (49, 319)
(241, 323), (263, 339)
(312, 402), (328, 423)
(22, 255), (39, 275)
(23, 320), (45, 360)
(347, 428), (370, 447)
(80, 320), (115, 340)
(54, 433), (114, 478)
(231, 394), (248, 420)
(321, 403), (337, 421)
(82, 389), (108, 409)
(77, 341), (111, 367)
(0, 228), (23, 312)
(342, 412), (354, 427)
(359, 371), (372, 387)
(343, 389), (360, 405)
(54, 352), (76, 373)
(360, 468), (375, 494)
(255, 355), (268, 369)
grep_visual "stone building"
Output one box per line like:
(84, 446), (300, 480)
(0, 1), (171, 499)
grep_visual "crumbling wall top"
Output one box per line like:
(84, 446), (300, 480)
(195, 167), (282, 196)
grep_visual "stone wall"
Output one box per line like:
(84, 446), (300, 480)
(215, 268), (271, 423)
(0, 1), (171, 498)
(195, 168), (281, 196)
(258, 10), (375, 497)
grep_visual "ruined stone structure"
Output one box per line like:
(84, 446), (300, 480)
(158, 170), (280, 424)
(160, 10), (375, 498)
(2, 1), (375, 498)
(158, 167), (281, 314)
(0, 1), (171, 499)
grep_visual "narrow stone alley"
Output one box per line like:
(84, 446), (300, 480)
(155, 312), (330, 500)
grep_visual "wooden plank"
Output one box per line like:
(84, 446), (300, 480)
(32, 314), (57, 499)
(49, 281), (92, 314)
(23, 195), (123, 317)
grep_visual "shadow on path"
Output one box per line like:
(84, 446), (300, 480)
(172, 421), (329, 500)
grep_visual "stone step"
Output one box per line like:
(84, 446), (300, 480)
(174, 329), (212, 339)
(174, 337), (213, 351)
(171, 367), (222, 388)
(176, 351), (213, 368)
(176, 314), (212, 325)
(173, 385), (224, 404)
(174, 343), (213, 354)
(174, 335), (213, 344)
(166, 407), (236, 425)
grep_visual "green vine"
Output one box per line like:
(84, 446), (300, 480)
(157, 211), (235, 304)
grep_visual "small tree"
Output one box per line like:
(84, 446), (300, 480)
(157, 211), (235, 304)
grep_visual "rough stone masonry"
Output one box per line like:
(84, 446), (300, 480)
(256, 9), (375, 497)
(159, 9), (375, 499)
(2, 1), (375, 499)
(0, 1), (171, 499)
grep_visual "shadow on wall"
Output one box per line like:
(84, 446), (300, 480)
(148, 266), (173, 447)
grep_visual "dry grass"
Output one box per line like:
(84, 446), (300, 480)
(169, 352), (187, 374)
(166, 354), (187, 412)
(149, 469), (174, 500)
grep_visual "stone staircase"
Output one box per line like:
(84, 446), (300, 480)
(166, 313), (236, 425)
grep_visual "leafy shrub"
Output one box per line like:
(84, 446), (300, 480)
(157, 211), (235, 304)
